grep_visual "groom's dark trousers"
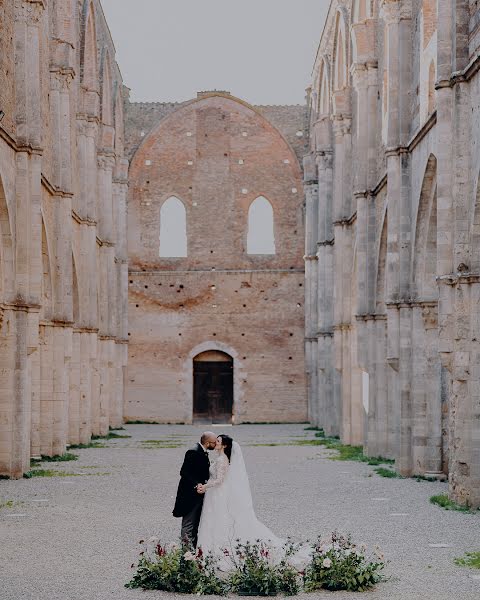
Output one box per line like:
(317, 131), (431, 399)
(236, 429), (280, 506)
(173, 443), (210, 548)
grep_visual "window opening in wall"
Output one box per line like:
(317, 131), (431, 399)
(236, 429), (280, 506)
(159, 196), (187, 257)
(193, 351), (233, 424)
(247, 196), (276, 255)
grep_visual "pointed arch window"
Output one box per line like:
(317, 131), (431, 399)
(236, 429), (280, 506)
(159, 196), (187, 257)
(247, 196), (275, 255)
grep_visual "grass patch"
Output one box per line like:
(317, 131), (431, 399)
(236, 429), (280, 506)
(68, 441), (106, 449)
(454, 552), (480, 569)
(140, 439), (183, 449)
(0, 475), (10, 480)
(430, 494), (478, 513)
(109, 426), (126, 431)
(375, 467), (403, 479)
(91, 432), (131, 440)
(0, 500), (23, 509)
(413, 475), (437, 482)
(31, 453), (78, 465)
(23, 469), (80, 478)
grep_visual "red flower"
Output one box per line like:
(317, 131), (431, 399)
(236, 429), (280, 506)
(197, 547), (203, 558)
(156, 544), (166, 557)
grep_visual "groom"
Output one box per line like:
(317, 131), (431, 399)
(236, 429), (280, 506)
(173, 431), (217, 547)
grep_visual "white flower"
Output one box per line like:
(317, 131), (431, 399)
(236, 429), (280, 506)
(360, 543), (367, 553)
(322, 558), (332, 568)
(183, 551), (195, 561)
(344, 549), (352, 557)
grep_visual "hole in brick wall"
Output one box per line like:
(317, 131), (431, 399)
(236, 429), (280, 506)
(297, 303), (302, 307)
(170, 284), (174, 287)
(144, 285), (148, 289)
(243, 304), (247, 308)
(294, 230), (297, 234)
(146, 180), (150, 184)
(243, 356), (247, 360)
(128, 333), (131, 336)
(177, 290), (181, 293)
(212, 333), (217, 336)
(158, 283), (162, 286)
(299, 283), (303, 287)
(179, 304), (184, 308)
(289, 380), (294, 384)
(241, 333), (245, 336)
(210, 250), (214, 254)
(135, 304), (139, 308)
(289, 356), (293, 360)
(129, 280), (133, 284)
(290, 267), (294, 270)
(224, 153), (228, 157)
(179, 284), (184, 289)
(289, 333), (293, 337)
(178, 333), (182, 336)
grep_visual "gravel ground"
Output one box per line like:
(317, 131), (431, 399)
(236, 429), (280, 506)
(1, 424), (479, 600)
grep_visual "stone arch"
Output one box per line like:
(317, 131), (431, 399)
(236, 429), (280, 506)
(41, 218), (54, 320)
(375, 208), (388, 314)
(159, 196), (187, 258)
(114, 82), (124, 158)
(100, 49), (113, 127)
(333, 11), (348, 91)
(184, 341), (244, 423)
(469, 169), (480, 271)
(0, 173), (14, 299)
(247, 196), (275, 255)
(413, 154), (438, 301)
(318, 59), (331, 117)
(72, 252), (80, 325)
(81, 1), (98, 90)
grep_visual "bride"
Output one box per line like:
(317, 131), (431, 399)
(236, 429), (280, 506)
(196, 434), (285, 557)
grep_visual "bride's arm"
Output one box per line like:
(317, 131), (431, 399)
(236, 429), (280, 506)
(204, 456), (229, 489)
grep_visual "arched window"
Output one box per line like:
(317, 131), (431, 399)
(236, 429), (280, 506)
(83, 3), (98, 89)
(159, 196), (187, 257)
(247, 196), (275, 255)
(319, 66), (330, 115)
(335, 28), (345, 89)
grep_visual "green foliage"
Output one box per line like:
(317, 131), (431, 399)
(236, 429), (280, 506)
(126, 541), (227, 595)
(68, 441), (105, 449)
(23, 469), (78, 478)
(430, 494), (479, 513)
(454, 552), (480, 569)
(0, 500), (23, 509)
(125, 420), (163, 424)
(304, 533), (386, 593)
(0, 475), (10, 480)
(374, 467), (403, 479)
(31, 453), (78, 465)
(91, 432), (131, 440)
(413, 475), (437, 482)
(109, 426), (126, 431)
(227, 540), (301, 596)
(140, 439), (182, 449)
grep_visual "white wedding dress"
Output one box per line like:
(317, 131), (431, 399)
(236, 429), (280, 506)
(196, 442), (286, 559)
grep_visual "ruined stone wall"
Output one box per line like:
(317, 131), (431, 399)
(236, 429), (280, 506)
(0, 0), (128, 478)
(305, 0), (480, 507)
(126, 93), (307, 424)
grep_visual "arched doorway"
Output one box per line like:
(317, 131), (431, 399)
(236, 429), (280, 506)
(193, 351), (233, 423)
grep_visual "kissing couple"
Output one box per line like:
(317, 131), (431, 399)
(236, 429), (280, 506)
(172, 431), (283, 558)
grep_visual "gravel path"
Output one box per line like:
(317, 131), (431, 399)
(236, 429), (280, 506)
(1, 424), (479, 600)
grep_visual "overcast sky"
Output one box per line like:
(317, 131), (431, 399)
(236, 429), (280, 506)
(101, 0), (329, 106)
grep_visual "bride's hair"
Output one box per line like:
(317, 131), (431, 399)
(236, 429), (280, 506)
(218, 434), (233, 462)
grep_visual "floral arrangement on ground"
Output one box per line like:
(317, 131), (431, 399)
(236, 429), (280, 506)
(126, 532), (387, 596)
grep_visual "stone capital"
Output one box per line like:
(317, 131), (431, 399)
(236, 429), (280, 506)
(332, 116), (351, 138)
(315, 150), (333, 171)
(97, 153), (116, 171)
(350, 62), (368, 90)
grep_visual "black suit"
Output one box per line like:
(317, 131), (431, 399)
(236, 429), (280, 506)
(173, 443), (210, 547)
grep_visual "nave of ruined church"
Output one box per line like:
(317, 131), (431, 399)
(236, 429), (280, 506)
(0, 0), (128, 477)
(304, 0), (480, 507)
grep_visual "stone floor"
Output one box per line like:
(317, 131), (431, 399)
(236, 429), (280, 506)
(0, 424), (479, 600)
